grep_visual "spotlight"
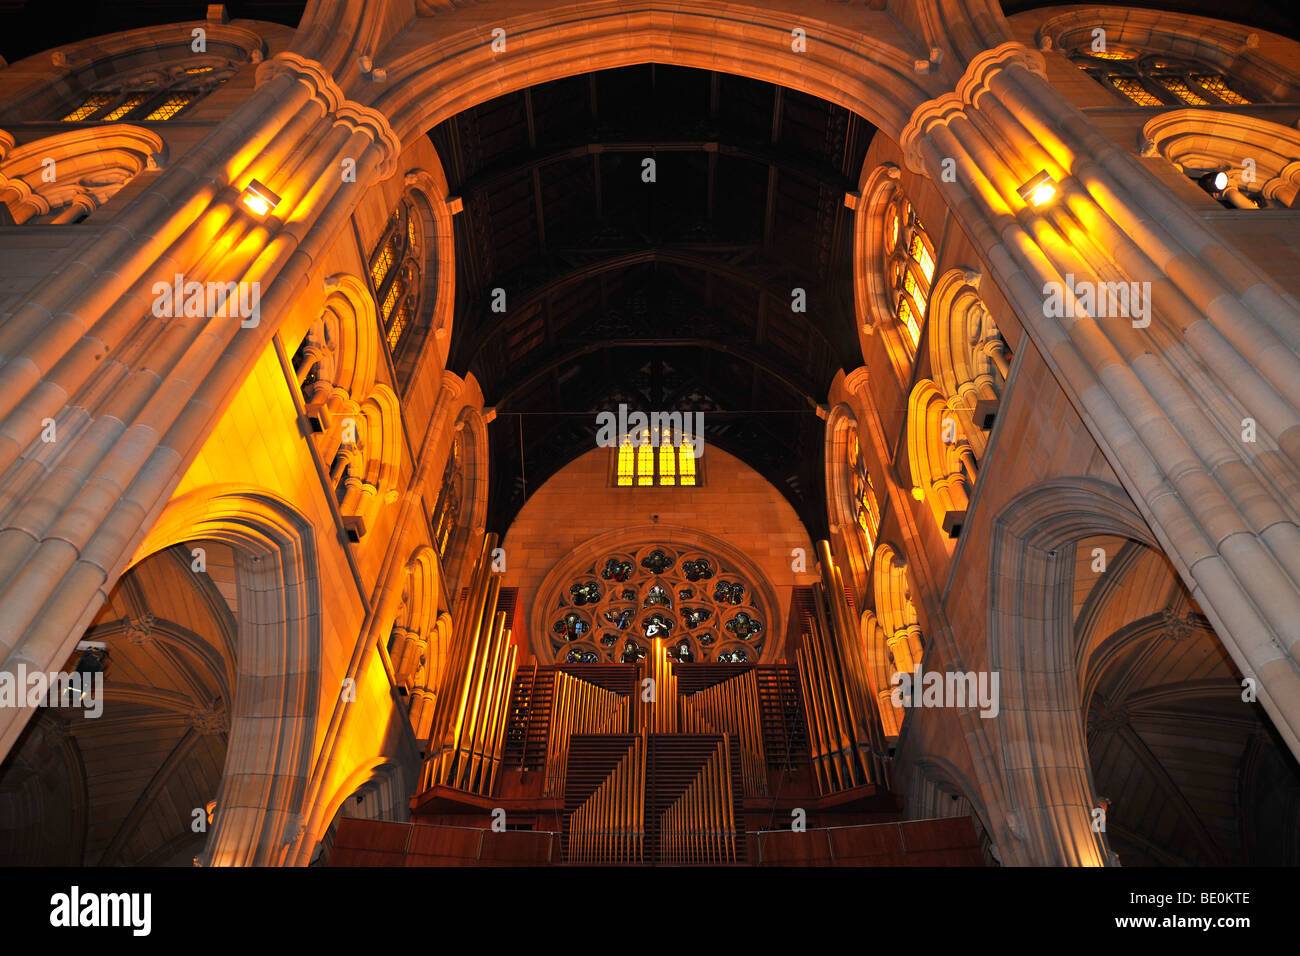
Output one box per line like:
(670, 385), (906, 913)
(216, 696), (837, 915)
(240, 179), (280, 218)
(68, 641), (108, 704)
(1197, 170), (1229, 194)
(1017, 170), (1058, 208)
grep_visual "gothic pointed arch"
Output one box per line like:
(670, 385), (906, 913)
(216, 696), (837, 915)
(434, 402), (490, 606)
(927, 268), (1011, 459)
(873, 538), (925, 681)
(129, 486), (323, 867)
(855, 163), (937, 382)
(387, 546), (444, 739)
(308, 758), (412, 865)
(825, 404), (881, 599)
(0, 126), (165, 224)
(985, 476), (1161, 866)
(347, 384), (403, 533)
(293, 274), (401, 540)
(906, 379), (977, 539)
(399, 167), (457, 384)
(363, 3), (940, 149)
(860, 609), (901, 737)
(1143, 110), (1300, 208)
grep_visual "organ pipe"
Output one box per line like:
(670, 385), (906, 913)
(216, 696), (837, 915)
(796, 541), (891, 793)
(421, 534), (518, 795)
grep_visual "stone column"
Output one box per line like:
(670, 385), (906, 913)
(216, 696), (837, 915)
(901, 42), (1300, 764)
(0, 51), (401, 761)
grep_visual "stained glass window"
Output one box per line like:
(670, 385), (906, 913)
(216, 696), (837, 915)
(56, 55), (239, 124)
(883, 192), (933, 359)
(677, 445), (696, 486)
(143, 93), (195, 121)
(616, 438), (636, 486)
(60, 93), (114, 121)
(897, 297), (920, 350)
(367, 197), (424, 361)
(548, 544), (765, 664)
(847, 426), (880, 559)
(1108, 77), (1163, 106)
(614, 425), (703, 486)
(101, 94), (150, 121)
(432, 433), (463, 561)
(1069, 46), (1256, 106)
(1191, 75), (1249, 105)
(1153, 77), (1210, 106)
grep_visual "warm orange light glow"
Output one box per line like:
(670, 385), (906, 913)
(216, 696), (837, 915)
(1017, 170), (1058, 209)
(240, 180), (280, 218)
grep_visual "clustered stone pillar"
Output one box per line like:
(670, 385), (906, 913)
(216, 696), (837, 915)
(0, 50), (401, 760)
(901, 42), (1300, 767)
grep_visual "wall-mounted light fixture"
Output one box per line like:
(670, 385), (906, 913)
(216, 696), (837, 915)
(240, 179), (280, 218)
(1017, 170), (1058, 208)
(1197, 170), (1229, 195)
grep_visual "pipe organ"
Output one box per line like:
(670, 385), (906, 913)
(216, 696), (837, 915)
(409, 544), (895, 863)
(421, 534), (517, 795)
(796, 541), (892, 793)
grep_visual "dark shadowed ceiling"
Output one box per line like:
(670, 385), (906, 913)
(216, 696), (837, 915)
(431, 65), (872, 535)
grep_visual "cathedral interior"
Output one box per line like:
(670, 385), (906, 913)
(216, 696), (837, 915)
(0, 0), (1299, 868)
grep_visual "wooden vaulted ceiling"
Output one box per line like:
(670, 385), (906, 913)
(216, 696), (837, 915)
(0, 545), (237, 865)
(432, 65), (873, 534)
(1074, 537), (1300, 865)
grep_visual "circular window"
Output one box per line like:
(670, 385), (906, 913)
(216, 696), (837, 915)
(542, 543), (769, 664)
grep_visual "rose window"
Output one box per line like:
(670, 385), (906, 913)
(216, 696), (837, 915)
(547, 544), (767, 664)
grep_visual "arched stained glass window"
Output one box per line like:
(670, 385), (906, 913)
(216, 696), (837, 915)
(847, 428), (880, 560)
(615, 429), (701, 487)
(549, 546), (763, 664)
(883, 194), (934, 355)
(57, 59), (237, 123)
(368, 195), (424, 356)
(1068, 45), (1255, 106)
(432, 433), (463, 561)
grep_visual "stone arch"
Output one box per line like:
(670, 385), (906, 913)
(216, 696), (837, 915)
(361, 3), (937, 152)
(871, 542), (924, 680)
(308, 757), (410, 864)
(387, 546), (445, 740)
(343, 384), (402, 535)
(292, 274), (401, 541)
(824, 403), (878, 600)
(927, 268), (1011, 459)
(0, 126), (165, 224)
(437, 405), (490, 604)
(398, 167), (457, 385)
(986, 476), (1160, 866)
(294, 272), (382, 424)
(860, 609), (900, 738)
(905, 379), (977, 539)
(853, 163), (927, 383)
(1142, 110), (1300, 208)
(904, 757), (1000, 864)
(129, 486), (322, 867)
